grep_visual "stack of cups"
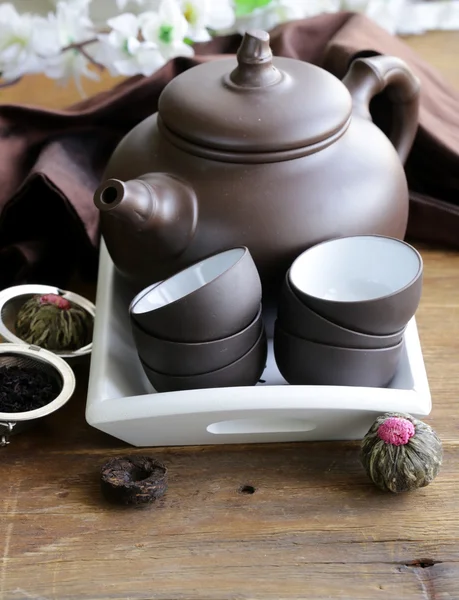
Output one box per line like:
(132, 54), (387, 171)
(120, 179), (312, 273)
(274, 236), (423, 388)
(129, 247), (267, 393)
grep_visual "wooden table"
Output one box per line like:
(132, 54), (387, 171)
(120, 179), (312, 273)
(1, 32), (459, 600)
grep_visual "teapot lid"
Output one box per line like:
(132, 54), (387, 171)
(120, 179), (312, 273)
(158, 30), (352, 155)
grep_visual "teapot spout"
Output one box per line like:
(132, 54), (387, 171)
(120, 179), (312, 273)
(94, 173), (198, 259)
(94, 178), (155, 226)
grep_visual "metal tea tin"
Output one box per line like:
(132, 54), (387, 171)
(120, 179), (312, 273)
(0, 344), (76, 446)
(0, 284), (95, 364)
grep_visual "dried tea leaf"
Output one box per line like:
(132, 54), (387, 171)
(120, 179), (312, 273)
(100, 456), (168, 506)
(0, 365), (60, 413)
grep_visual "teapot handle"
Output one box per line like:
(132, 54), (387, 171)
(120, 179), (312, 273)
(342, 55), (420, 164)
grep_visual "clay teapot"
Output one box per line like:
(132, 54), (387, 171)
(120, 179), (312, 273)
(94, 29), (420, 296)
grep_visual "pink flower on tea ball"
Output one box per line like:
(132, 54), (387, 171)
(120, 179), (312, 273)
(377, 416), (415, 446)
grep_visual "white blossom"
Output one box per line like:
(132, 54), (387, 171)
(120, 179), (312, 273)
(363, 0), (406, 35)
(180, 0), (235, 42)
(229, 0), (297, 34)
(96, 0), (195, 77)
(140, 0), (194, 60)
(96, 13), (166, 76)
(40, 0), (99, 92)
(1, 0), (452, 92)
(395, 0), (459, 35)
(0, 3), (55, 80)
(230, 0), (340, 34)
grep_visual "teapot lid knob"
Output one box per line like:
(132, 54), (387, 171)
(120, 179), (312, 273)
(230, 29), (282, 88)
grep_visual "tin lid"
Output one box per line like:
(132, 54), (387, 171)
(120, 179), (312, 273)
(158, 29), (352, 154)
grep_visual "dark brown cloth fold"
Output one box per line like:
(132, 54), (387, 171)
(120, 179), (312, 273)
(0, 11), (458, 289)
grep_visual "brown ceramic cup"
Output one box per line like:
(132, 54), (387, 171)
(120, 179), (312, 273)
(141, 328), (267, 392)
(278, 273), (405, 349)
(131, 305), (263, 376)
(129, 247), (262, 342)
(289, 235), (423, 335)
(273, 321), (403, 388)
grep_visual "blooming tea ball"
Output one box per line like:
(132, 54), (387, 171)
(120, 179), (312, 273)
(360, 412), (443, 493)
(15, 294), (93, 352)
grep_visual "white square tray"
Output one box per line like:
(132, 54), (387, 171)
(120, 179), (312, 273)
(85, 242), (432, 447)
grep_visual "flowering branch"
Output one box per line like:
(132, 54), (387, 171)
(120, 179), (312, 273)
(0, 0), (242, 91)
(61, 39), (99, 53)
(61, 39), (105, 71)
(0, 77), (22, 89)
(0, 0), (449, 94)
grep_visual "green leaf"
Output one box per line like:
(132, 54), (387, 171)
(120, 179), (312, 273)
(234, 0), (273, 18)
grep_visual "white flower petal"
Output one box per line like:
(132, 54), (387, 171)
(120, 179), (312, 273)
(181, 0), (235, 39)
(0, 3), (21, 25)
(0, 44), (24, 63)
(0, 5), (55, 80)
(107, 13), (140, 37)
(158, 0), (189, 40)
(136, 47), (166, 75)
(208, 1), (235, 30)
(93, 41), (125, 75)
(186, 27), (211, 42)
(31, 17), (61, 58)
(177, 41), (194, 57)
(138, 10), (160, 27)
(126, 36), (141, 54)
(113, 57), (146, 75)
(139, 11), (161, 39)
(159, 0), (185, 24)
(104, 30), (123, 47)
(160, 39), (195, 60)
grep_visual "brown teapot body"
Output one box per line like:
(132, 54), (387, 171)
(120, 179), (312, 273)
(96, 31), (420, 296)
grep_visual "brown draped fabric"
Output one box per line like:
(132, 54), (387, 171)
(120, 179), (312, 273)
(0, 11), (458, 289)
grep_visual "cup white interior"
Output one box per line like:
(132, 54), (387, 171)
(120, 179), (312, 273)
(289, 236), (422, 303)
(133, 248), (245, 314)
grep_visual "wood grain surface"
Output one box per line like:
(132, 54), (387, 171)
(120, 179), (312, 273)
(0, 31), (458, 600)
